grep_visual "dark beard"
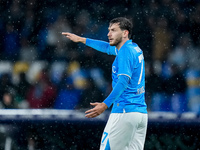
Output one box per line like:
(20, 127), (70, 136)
(109, 37), (122, 47)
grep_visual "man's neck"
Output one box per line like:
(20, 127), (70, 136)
(116, 38), (129, 50)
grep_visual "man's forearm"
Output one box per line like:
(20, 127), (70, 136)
(103, 75), (130, 108)
(62, 32), (115, 55)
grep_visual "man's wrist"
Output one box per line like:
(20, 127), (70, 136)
(79, 37), (86, 44)
(102, 102), (108, 109)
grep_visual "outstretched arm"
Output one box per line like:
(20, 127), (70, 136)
(62, 32), (116, 55)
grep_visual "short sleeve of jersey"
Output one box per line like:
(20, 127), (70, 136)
(117, 48), (136, 79)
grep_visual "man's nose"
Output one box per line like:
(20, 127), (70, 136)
(107, 32), (111, 37)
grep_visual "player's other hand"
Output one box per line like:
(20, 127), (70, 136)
(62, 32), (86, 44)
(85, 102), (108, 118)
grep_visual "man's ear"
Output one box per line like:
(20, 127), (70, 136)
(123, 30), (129, 38)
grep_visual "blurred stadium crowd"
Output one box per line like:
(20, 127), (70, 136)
(0, 0), (200, 113)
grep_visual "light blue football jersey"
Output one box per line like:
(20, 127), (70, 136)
(86, 39), (147, 114)
(110, 40), (147, 113)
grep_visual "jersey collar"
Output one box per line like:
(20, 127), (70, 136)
(117, 40), (132, 52)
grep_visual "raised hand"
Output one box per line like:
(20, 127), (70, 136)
(62, 32), (86, 44)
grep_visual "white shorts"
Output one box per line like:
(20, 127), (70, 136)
(100, 112), (148, 150)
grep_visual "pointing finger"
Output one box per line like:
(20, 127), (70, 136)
(61, 32), (69, 35)
(85, 112), (98, 118)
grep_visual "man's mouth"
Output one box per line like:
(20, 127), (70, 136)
(109, 39), (113, 42)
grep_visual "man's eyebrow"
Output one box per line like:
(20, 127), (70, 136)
(108, 27), (115, 30)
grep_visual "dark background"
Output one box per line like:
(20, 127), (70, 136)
(0, 0), (200, 149)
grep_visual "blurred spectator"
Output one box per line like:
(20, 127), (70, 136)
(185, 39), (200, 71)
(173, 8), (190, 43)
(15, 72), (31, 108)
(79, 47), (98, 69)
(190, 3), (200, 46)
(165, 65), (187, 113)
(49, 61), (67, 85)
(0, 18), (4, 58)
(0, 92), (17, 109)
(3, 23), (20, 60)
(8, 0), (24, 31)
(54, 60), (88, 109)
(146, 61), (164, 111)
(26, 69), (57, 108)
(78, 78), (103, 109)
(37, 23), (48, 60)
(66, 61), (87, 90)
(152, 17), (172, 62)
(0, 73), (17, 102)
(158, 0), (176, 26)
(168, 34), (192, 71)
(54, 74), (81, 109)
(186, 70), (200, 113)
(46, 15), (72, 60)
(19, 38), (38, 62)
(73, 9), (92, 36)
(21, 10), (35, 39)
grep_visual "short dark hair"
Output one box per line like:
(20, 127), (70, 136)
(109, 17), (133, 39)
